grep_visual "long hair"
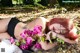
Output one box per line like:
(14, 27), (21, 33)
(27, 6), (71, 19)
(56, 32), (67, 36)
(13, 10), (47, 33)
(46, 17), (77, 40)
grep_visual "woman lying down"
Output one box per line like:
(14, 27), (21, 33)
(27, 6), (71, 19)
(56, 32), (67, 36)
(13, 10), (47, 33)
(0, 17), (79, 53)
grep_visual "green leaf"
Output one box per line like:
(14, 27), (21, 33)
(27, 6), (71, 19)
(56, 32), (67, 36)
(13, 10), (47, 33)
(61, 41), (64, 44)
(33, 0), (41, 3)
(57, 38), (60, 42)
(16, 42), (20, 46)
(41, 37), (45, 42)
(77, 30), (80, 34)
(38, 38), (41, 42)
(22, 39), (26, 44)
(56, 38), (64, 44)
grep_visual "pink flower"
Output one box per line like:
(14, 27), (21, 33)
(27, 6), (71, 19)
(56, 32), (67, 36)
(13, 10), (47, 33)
(26, 37), (33, 45)
(26, 30), (33, 36)
(10, 37), (15, 44)
(19, 25), (43, 50)
(37, 26), (42, 31)
(20, 44), (28, 50)
(33, 25), (42, 36)
(24, 29), (27, 34)
(34, 43), (42, 49)
(20, 32), (26, 38)
(20, 25), (42, 37)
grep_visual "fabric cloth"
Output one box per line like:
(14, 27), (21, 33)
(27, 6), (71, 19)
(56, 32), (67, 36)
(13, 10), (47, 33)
(7, 17), (20, 38)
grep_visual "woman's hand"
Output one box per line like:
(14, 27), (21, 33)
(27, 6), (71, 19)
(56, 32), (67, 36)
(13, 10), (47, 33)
(39, 41), (57, 50)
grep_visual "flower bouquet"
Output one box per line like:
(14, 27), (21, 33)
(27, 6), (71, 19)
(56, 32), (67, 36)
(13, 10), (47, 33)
(10, 25), (43, 50)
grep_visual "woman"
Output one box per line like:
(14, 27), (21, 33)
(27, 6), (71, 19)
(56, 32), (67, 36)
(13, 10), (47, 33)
(0, 17), (78, 50)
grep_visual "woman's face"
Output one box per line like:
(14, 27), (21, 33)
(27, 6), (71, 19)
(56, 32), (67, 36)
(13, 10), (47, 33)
(49, 23), (67, 34)
(47, 18), (78, 40)
(48, 18), (70, 35)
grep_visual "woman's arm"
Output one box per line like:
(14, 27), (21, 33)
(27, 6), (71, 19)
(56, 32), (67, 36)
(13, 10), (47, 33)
(56, 34), (78, 44)
(51, 31), (78, 44)
(0, 32), (11, 40)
